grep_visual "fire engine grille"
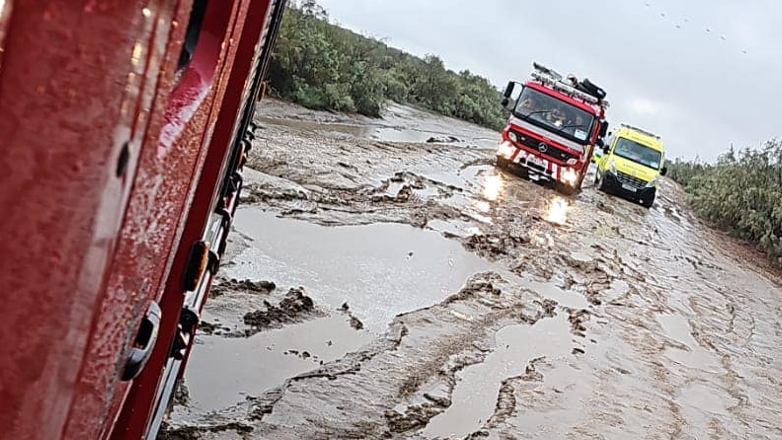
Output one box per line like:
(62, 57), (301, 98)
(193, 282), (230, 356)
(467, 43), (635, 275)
(616, 171), (647, 189)
(511, 130), (578, 163)
(525, 160), (551, 175)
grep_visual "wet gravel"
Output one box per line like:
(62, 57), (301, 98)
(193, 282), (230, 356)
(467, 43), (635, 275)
(161, 100), (782, 440)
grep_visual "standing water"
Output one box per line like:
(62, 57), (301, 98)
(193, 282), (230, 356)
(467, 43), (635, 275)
(226, 208), (499, 332)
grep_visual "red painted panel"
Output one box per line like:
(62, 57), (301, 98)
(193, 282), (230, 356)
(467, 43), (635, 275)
(0, 1), (155, 439)
(0, 0), (278, 438)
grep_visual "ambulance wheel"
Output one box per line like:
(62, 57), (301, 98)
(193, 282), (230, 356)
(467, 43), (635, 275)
(597, 172), (609, 192)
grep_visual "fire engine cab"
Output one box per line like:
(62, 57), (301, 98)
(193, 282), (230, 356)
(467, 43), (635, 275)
(496, 62), (610, 194)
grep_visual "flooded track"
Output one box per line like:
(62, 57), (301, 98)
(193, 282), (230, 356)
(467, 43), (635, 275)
(161, 100), (782, 440)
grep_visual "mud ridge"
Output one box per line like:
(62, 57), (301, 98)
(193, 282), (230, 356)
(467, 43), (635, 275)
(242, 287), (324, 335)
(210, 279), (276, 298)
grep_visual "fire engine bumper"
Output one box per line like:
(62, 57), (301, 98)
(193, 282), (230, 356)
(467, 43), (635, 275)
(496, 141), (579, 187)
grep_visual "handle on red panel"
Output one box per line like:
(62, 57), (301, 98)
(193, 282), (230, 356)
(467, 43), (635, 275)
(121, 301), (162, 381)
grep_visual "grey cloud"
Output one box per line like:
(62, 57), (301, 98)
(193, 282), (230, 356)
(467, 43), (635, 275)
(319, 0), (781, 159)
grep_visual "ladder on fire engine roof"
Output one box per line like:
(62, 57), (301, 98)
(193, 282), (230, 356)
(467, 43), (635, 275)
(619, 123), (661, 139)
(531, 62), (610, 108)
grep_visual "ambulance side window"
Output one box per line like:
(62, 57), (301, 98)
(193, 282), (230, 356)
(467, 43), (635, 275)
(604, 133), (616, 152)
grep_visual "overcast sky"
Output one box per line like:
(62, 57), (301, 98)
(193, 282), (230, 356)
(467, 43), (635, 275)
(316, 0), (781, 160)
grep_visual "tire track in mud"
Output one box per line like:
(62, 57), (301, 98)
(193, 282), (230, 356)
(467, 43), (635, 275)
(164, 275), (578, 439)
(163, 101), (782, 440)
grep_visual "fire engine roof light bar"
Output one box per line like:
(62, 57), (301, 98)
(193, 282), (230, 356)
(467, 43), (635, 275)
(531, 71), (597, 104)
(531, 63), (610, 109)
(620, 123), (660, 139)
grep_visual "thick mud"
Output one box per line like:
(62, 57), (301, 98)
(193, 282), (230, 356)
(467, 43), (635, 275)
(162, 100), (782, 439)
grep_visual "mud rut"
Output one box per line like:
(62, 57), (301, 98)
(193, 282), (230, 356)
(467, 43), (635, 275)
(161, 101), (782, 440)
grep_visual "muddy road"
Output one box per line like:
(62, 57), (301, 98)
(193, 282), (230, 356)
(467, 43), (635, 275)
(162, 100), (782, 440)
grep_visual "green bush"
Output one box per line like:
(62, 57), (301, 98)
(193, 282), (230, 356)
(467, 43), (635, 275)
(266, 1), (506, 130)
(667, 140), (782, 264)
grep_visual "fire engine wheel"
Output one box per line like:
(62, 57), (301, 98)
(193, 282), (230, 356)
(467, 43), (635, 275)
(557, 181), (579, 196)
(560, 185), (576, 196)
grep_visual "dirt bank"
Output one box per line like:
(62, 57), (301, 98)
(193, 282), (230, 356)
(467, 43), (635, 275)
(162, 100), (782, 439)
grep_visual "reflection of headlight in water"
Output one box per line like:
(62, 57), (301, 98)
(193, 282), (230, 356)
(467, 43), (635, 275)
(475, 200), (491, 213)
(544, 196), (569, 226)
(482, 174), (505, 201)
(562, 168), (578, 186)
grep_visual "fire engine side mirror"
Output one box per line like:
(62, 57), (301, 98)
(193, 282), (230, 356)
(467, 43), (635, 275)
(660, 166), (668, 176)
(502, 81), (521, 111)
(599, 122), (609, 138)
(596, 138), (604, 148)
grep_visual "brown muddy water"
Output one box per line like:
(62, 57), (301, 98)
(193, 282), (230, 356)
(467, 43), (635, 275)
(162, 100), (782, 440)
(225, 209), (498, 332)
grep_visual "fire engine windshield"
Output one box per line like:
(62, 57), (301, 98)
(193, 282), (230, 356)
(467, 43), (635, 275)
(514, 87), (595, 144)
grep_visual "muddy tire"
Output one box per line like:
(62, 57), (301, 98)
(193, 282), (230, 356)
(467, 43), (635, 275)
(496, 157), (510, 169)
(597, 172), (609, 193)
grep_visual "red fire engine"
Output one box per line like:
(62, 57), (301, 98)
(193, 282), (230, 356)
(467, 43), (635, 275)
(496, 62), (610, 194)
(0, 1), (286, 439)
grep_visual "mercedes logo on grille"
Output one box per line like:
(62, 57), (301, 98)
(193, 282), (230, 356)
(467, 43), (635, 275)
(538, 142), (548, 153)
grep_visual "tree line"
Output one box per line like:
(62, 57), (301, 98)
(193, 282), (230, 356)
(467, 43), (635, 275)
(265, 0), (507, 130)
(666, 140), (782, 265)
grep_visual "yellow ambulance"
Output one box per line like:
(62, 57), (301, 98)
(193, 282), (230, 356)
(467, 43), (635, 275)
(595, 124), (666, 207)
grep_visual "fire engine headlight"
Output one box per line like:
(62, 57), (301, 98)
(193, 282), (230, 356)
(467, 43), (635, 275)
(645, 176), (659, 188)
(609, 160), (617, 174)
(566, 158), (578, 165)
(507, 131), (518, 143)
(497, 142), (515, 159)
(563, 168), (578, 186)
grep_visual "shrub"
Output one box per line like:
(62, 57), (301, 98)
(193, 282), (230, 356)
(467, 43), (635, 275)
(667, 140), (782, 264)
(266, 1), (506, 130)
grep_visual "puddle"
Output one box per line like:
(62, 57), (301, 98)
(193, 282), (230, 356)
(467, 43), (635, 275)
(527, 278), (590, 309)
(678, 382), (733, 416)
(676, 381), (735, 439)
(543, 196), (570, 226)
(384, 180), (407, 197)
(423, 315), (573, 438)
(421, 171), (468, 190)
(427, 219), (481, 238)
(569, 251), (593, 263)
(604, 280), (630, 303)
(657, 313), (723, 373)
(182, 314), (372, 412)
(421, 165), (494, 192)
(226, 208), (497, 333)
(257, 116), (478, 144)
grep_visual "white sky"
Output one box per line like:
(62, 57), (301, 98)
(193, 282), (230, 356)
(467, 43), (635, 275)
(317, 0), (782, 160)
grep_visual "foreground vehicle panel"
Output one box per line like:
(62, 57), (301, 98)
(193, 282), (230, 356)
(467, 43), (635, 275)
(0, 1), (286, 439)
